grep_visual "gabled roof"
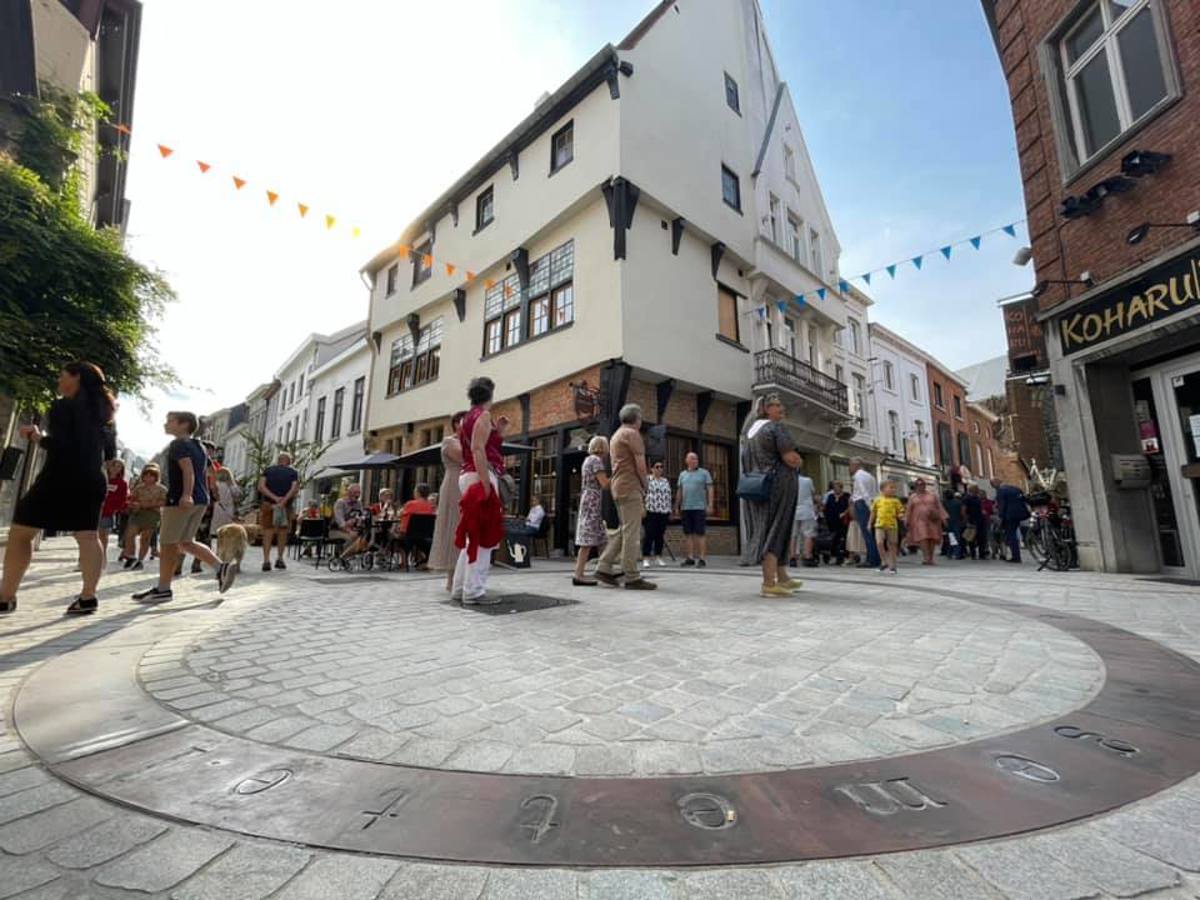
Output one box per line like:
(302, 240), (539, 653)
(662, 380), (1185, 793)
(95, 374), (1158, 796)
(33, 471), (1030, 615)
(955, 355), (1008, 402)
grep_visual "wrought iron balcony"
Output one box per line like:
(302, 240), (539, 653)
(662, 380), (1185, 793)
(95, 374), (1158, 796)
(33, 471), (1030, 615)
(753, 349), (849, 415)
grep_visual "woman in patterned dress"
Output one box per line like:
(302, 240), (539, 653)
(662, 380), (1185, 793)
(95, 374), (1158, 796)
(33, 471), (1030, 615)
(742, 394), (804, 597)
(641, 460), (672, 567)
(572, 435), (610, 586)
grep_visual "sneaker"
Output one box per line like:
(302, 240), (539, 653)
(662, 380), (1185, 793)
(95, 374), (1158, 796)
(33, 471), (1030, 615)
(595, 571), (621, 587)
(624, 578), (658, 590)
(655, 558), (666, 567)
(878, 566), (888, 574)
(132, 586), (173, 603)
(274, 559), (287, 570)
(760, 585), (794, 598)
(572, 577), (598, 586)
(463, 594), (502, 605)
(217, 562), (237, 595)
(131, 560), (144, 571)
(65, 596), (97, 616)
(122, 557), (135, 570)
(777, 578), (803, 590)
(889, 567), (898, 575)
(642, 559), (650, 569)
(681, 558), (696, 567)
(697, 559), (707, 568)
(262, 562), (272, 573)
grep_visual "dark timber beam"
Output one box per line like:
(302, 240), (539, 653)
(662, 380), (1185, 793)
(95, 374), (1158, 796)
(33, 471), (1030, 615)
(453, 289), (467, 323)
(671, 217), (685, 256)
(511, 247), (530, 290)
(696, 391), (715, 432)
(656, 379), (675, 422)
(509, 150), (519, 181)
(406, 313), (420, 346)
(711, 242), (726, 280)
(601, 178), (641, 261)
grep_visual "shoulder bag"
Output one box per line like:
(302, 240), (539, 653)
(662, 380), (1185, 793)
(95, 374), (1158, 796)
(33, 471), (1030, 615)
(736, 470), (774, 502)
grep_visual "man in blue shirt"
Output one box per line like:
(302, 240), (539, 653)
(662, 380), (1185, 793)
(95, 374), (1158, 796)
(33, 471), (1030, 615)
(675, 452), (714, 567)
(992, 478), (1028, 564)
(133, 412), (236, 603)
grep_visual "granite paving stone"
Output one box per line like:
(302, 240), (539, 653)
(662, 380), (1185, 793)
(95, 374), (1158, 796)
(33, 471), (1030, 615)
(1033, 832), (1182, 897)
(93, 829), (234, 892)
(482, 868), (578, 899)
(956, 843), (1101, 899)
(0, 796), (113, 854)
(0, 782), (76, 825)
(0, 852), (61, 899)
(273, 855), (400, 900)
(379, 864), (490, 900)
(585, 870), (678, 900)
(170, 842), (312, 900)
(44, 814), (169, 869)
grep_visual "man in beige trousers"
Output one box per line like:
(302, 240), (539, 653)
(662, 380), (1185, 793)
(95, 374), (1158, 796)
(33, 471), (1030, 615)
(595, 404), (658, 591)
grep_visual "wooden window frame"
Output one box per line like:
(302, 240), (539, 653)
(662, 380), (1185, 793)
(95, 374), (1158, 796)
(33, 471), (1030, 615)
(475, 186), (494, 233)
(387, 320), (443, 396)
(724, 72), (740, 114)
(482, 240), (575, 358)
(349, 377), (365, 434)
(385, 264), (398, 296)
(721, 165), (741, 212)
(330, 388), (344, 439)
(550, 121), (574, 174)
(412, 239), (432, 287)
(717, 284), (740, 345)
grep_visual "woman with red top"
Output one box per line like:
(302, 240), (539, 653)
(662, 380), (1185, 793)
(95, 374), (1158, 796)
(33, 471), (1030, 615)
(99, 458), (129, 563)
(452, 377), (508, 605)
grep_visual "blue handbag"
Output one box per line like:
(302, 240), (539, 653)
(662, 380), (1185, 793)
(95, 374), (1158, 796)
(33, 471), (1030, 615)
(736, 471), (774, 502)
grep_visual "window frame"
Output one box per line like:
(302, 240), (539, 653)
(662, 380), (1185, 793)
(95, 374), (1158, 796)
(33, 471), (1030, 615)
(1042, 0), (1181, 184)
(910, 373), (921, 402)
(851, 373), (867, 427)
(808, 227), (822, 277)
(848, 318), (862, 356)
(723, 72), (741, 114)
(934, 382), (945, 409)
(385, 263), (398, 296)
(767, 194), (781, 245)
(888, 410), (901, 452)
(349, 376), (365, 434)
(953, 395), (963, 420)
(883, 360), (895, 391)
(475, 186), (494, 233)
(482, 239), (575, 359)
(717, 284), (740, 345)
(314, 396), (326, 443)
(411, 239), (432, 287)
(550, 121), (574, 174)
(720, 165), (741, 213)
(958, 431), (972, 467)
(387, 319), (444, 395)
(787, 212), (803, 263)
(783, 144), (797, 182)
(330, 388), (344, 439)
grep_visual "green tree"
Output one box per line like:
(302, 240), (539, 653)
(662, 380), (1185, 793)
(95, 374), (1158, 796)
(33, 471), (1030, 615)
(0, 85), (175, 410)
(239, 431), (338, 508)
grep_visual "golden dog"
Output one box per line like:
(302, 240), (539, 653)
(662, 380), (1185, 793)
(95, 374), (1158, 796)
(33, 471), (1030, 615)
(215, 524), (249, 572)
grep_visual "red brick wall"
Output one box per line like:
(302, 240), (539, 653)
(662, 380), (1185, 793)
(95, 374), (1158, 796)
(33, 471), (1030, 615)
(991, 0), (1200, 314)
(926, 364), (969, 468)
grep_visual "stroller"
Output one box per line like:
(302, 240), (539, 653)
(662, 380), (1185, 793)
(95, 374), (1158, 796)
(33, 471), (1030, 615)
(814, 518), (836, 565)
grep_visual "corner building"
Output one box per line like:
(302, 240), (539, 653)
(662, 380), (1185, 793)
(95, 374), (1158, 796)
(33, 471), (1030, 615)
(983, 0), (1200, 575)
(362, 0), (866, 555)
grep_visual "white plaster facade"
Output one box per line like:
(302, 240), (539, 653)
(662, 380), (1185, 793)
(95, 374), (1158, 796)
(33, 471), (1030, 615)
(306, 334), (371, 498)
(868, 323), (939, 484)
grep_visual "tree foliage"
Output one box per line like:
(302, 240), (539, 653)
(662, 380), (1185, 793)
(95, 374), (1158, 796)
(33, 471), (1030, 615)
(238, 431), (338, 508)
(0, 85), (175, 411)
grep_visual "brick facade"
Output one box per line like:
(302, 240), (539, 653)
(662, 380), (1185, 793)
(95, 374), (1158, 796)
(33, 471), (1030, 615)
(925, 363), (970, 471)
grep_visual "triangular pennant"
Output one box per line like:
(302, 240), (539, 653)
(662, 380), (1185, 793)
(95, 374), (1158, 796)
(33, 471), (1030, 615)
(157, 144), (173, 158)
(816, 288), (827, 301)
(351, 227), (361, 239)
(776, 301), (787, 313)
(886, 264), (897, 279)
(757, 307), (766, 321)
(796, 295), (806, 307)
(484, 279), (495, 289)
(266, 190), (279, 206)
(912, 256), (923, 270)
(466, 271), (476, 282)
(196, 161), (211, 173)
(504, 283), (513, 298)
(325, 214), (336, 230)
(838, 280), (850, 294)
(297, 203), (309, 218)
(940, 246), (952, 260)
(232, 176), (247, 190)
(1003, 224), (1017, 237)
(422, 254), (434, 269)
(862, 273), (872, 285)
(114, 123), (132, 136)
(397, 244), (410, 257)
(970, 236), (982, 250)
(445, 263), (456, 276)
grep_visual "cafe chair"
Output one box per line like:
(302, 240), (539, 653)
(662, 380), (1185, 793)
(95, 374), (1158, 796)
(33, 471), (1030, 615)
(401, 514), (436, 571)
(296, 518), (332, 567)
(531, 515), (552, 560)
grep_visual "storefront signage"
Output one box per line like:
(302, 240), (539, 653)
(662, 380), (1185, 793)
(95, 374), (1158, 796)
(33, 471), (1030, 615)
(1004, 297), (1045, 370)
(1058, 249), (1200, 356)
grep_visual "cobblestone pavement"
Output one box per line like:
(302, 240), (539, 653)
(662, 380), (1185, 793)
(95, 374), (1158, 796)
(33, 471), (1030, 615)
(0, 539), (1198, 898)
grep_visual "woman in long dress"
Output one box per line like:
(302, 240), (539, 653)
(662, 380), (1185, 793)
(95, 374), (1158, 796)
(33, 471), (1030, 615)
(1, 361), (116, 616)
(904, 477), (947, 565)
(742, 394), (804, 597)
(429, 411), (467, 592)
(572, 436), (610, 586)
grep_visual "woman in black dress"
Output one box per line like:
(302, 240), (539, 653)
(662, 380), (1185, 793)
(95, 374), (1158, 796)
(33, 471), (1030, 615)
(742, 394), (804, 597)
(1, 362), (117, 616)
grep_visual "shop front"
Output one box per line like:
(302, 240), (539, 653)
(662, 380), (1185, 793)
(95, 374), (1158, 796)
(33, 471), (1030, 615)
(1045, 239), (1200, 576)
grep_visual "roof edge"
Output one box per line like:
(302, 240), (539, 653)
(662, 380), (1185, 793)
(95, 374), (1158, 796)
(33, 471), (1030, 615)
(617, 0), (675, 50)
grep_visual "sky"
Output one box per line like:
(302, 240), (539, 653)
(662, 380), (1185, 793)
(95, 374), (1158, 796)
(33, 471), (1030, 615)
(116, 0), (1032, 456)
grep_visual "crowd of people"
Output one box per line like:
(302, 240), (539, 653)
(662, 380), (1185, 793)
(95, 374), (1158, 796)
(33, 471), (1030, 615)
(0, 366), (1036, 615)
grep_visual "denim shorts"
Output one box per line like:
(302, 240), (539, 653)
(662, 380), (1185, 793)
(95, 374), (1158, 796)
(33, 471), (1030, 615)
(681, 509), (707, 535)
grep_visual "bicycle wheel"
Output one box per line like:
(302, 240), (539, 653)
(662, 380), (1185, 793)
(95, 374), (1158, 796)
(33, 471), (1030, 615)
(1026, 520), (1048, 563)
(1049, 527), (1073, 572)
(361, 551), (375, 571)
(327, 556), (346, 573)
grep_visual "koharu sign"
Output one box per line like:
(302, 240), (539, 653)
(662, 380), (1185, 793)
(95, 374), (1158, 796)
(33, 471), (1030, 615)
(1057, 248), (1200, 355)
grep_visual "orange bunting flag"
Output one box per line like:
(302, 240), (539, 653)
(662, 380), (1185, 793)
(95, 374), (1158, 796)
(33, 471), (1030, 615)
(196, 161), (211, 173)
(504, 283), (513, 298)
(298, 203), (309, 218)
(466, 271), (476, 282)
(325, 215), (336, 230)
(232, 176), (247, 190)
(114, 123), (132, 136)
(484, 279), (495, 289)
(266, 190), (279, 206)
(445, 263), (456, 276)
(157, 144), (173, 158)
(422, 254), (434, 269)
(352, 227), (362, 239)
(397, 244), (410, 257)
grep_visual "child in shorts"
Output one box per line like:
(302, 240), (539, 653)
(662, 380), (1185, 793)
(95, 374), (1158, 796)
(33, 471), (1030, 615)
(869, 480), (905, 574)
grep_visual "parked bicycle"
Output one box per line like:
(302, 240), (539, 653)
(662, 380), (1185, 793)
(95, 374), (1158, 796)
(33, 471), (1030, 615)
(1025, 491), (1077, 572)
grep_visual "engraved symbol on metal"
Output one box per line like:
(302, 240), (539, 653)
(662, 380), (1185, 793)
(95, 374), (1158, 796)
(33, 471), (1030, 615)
(233, 767), (293, 795)
(361, 788), (410, 830)
(1054, 725), (1139, 757)
(520, 794), (560, 845)
(995, 754), (1061, 783)
(679, 792), (737, 830)
(834, 778), (947, 816)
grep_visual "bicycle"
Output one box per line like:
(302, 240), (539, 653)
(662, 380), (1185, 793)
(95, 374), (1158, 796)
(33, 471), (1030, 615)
(1026, 491), (1076, 572)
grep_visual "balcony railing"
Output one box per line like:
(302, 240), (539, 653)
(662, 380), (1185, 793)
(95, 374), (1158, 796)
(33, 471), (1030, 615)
(753, 349), (849, 415)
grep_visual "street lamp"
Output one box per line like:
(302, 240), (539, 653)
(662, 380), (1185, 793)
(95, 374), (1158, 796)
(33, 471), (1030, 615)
(1126, 212), (1200, 246)
(1031, 274), (1093, 298)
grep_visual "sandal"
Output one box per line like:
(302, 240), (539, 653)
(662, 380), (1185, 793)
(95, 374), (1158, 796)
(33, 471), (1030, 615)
(0, 597), (16, 614)
(65, 597), (97, 616)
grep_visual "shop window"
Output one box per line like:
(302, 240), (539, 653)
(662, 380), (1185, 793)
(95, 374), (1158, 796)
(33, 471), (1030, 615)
(483, 239), (574, 357)
(717, 286), (740, 343)
(664, 435), (692, 486)
(388, 318), (443, 395)
(531, 434), (560, 517)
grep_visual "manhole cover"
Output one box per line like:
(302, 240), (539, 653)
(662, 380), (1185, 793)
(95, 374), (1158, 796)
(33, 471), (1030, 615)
(444, 593), (580, 615)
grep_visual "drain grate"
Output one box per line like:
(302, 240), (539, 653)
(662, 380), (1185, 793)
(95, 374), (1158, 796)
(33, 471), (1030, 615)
(444, 593), (580, 615)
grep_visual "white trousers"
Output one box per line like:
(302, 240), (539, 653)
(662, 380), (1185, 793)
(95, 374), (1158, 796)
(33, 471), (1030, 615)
(452, 471), (498, 600)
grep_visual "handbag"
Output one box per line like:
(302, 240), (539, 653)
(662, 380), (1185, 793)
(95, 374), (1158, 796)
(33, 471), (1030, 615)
(736, 471), (774, 502)
(962, 524), (977, 543)
(272, 504), (288, 528)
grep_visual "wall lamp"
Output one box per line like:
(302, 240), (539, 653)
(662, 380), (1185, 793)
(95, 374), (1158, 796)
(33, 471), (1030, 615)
(1126, 211), (1200, 245)
(1031, 273), (1093, 298)
(1121, 149), (1172, 177)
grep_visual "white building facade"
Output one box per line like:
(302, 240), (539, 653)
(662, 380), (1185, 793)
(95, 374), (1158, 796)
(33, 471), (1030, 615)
(868, 322), (940, 491)
(305, 333), (371, 502)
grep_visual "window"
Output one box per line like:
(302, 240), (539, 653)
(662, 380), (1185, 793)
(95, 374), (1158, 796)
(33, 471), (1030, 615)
(412, 240), (432, 286)
(551, 121), (573, 173)
(388, 318), (444, 393)
(848, 319), (862, 356)
(987, 448), (995, 478)
(330, 388), (344, 439)
(937, 422), (953, 466)
(958, 432), (971, 467)
(531, 434), (560, 518)
(314, 397), (326, 442)
(298, 373), (304, 398)
(386, 264), (398, 296)
(973, 420), (980, 434)
(934, 382), (945, 409)
(807, 324), (818, 368)
(285, 420), (292, 443)
(852, 374), (867, 426)
(783, 316), (797, 357)
(888, 411), (900, 452)
(482, 240), (574, 357)
(724, 72), (740, 113)
(914, 420), (926, 457)
(301, 409), (308, 440)
(717, 286), (739, 343)
(288, 382), (295, 407)
(350, 377), (365, 433)
(784, 144), (796, 181)
(768, 194), (780, 244)
(1050, 0), (1177, 173)
(883, 361), (895, 391)
(977, 443), (985, 475)
(721, 165), (741, 212)
(702, 441), (733, 521)
(953, 395), (963, 419)
(788, 214), (803, 263)
(835, 364), (845, 384)
(809, 228), (822, 276)
(910, 374), (920, 401)
(764, 316), (774, 350)
(476, 186), (494, 231)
